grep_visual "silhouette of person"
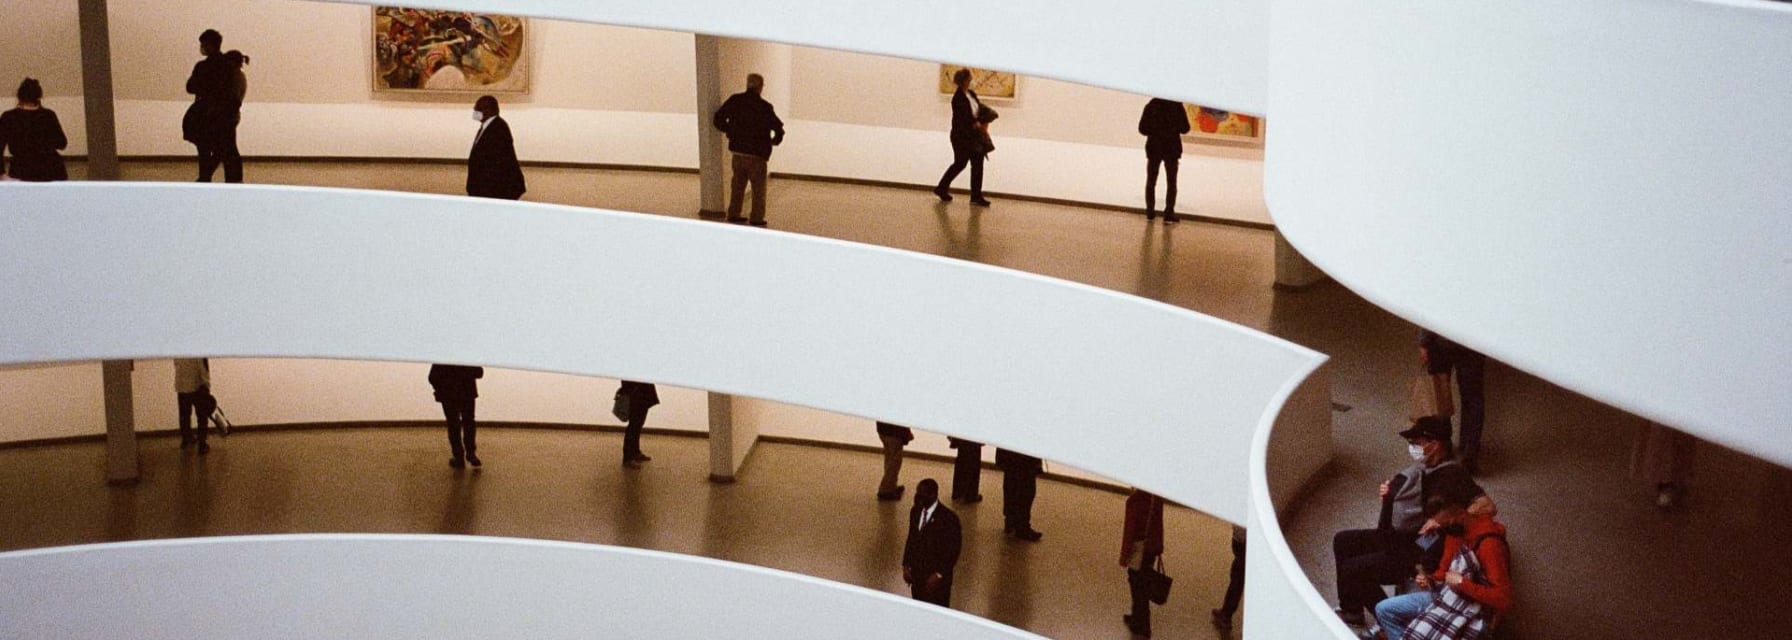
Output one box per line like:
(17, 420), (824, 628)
(997, 448), (1043, 541)
(1120, 488), (1165, 636)
(173, 358), (216, 454)
(947, 437), (983, 502)
(934, 68), (991, 206)
(617, 381), (658, 468)
(466, 95), (525, 200)
(875, 422), (914, 500)
(712, 73), (785, 227)
(428, 364), (485, 468)
(901, 478), (962, 607)
(0, 78), (68, 182)
(1138, 98), (1190, 223)
(184, 30), (244, 183)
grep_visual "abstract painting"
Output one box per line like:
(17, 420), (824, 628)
(938, 65), (1019, 100)
(374, 7), (528, 93)
(1184, 103), (1262, 141)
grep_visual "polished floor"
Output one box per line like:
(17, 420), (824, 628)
(33, 159), (1792, 638)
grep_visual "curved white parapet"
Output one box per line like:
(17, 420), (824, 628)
(1264, 0), (1792, 465)
(319, 0), (1269, 115)
(0, 534), (1041, 639)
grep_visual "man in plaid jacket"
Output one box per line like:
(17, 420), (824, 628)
(1371, 490), (1512, 639)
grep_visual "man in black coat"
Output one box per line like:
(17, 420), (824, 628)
(901, 479), (962, 607)
(711, 73), (784, 227)
(934, 68), (991, 206)
(1138, 98), (1191, 223)
(616, 381), (659, 468)
(996, 448), (1044, 541)
(466, 95), (526, 200)
(185, 29), (242, 183)
(428, 364), (485, 468)
(947, 437), (983, 503)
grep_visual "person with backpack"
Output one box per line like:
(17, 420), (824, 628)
(1371, 490), (1512, 639)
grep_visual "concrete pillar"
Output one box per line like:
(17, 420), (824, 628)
(707, 391), (759, 482)
(77, 0), (120, 181)
(693, 35), (726, 218)
(102, 360), (138, 485)
(1273, 231), (1329, 290)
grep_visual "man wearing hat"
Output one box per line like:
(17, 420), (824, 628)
(1331, 416), (1497, 628)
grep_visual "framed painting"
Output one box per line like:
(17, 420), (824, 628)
(374, 7), (529, 94)
(938, 65), (1019, 101)
(1183, 104), (1263, 142)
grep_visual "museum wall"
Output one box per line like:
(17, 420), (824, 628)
(4, 0), (1270, 224)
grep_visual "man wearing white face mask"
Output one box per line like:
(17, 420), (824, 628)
(465, 95), (526, 201)
(1331, 416), (1498, 629)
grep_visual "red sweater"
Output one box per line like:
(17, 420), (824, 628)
(1121, 492), (1165, 558)
(1432, 515), (1513, 614)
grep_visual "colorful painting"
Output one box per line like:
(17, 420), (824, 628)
(374, 7), (528, 93)
(1184, 104), (1262, 141)
(938, 65), (1019, 100)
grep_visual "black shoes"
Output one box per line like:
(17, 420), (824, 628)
(1211, 608), (1235, 633)
(1145, 210), (1157, 221)
(749, 220), (767, 227)
(876, 485), (906, 501)
(449, 456), (466, 469)
(1336, 608), (1367, 627)
(725, 216), (748, 224)
(1011, 528), (1043, 542)
(466, 453), (482, 468)
(969, 197), (992, 207)
(1123, 614), (1151, 637)
(1162, 213), (1180, 225)
(180, 436), (194, 450)
(954, 493), (983, 504)
(933, 187), (953, 202)
(196, 441), (210, 455)
(623, 453), (651, 469)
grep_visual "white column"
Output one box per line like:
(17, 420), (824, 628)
(1273, 231), (1329, 289)
(707, 391), (759, 482)
(694, 35), (726, 218)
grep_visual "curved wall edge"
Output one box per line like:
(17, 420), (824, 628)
(1263, 0), (1792, 466)
(317, 0), (1270, 115)
(0, 534), (1043, 639)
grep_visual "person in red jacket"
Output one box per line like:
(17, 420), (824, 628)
(1119, 489), (1166, 637)
(1372, 491), (1511, 639)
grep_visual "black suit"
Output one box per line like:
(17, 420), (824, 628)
(1138, 98), (1191, 215)
(902, 501), (962, 606)
(996, 449), (1042, 533)
(935, 88), (985, 199)
(466, 116), (526, 200)
(429, 364), (485, 458)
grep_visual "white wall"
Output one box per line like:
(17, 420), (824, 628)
(2, 0), (1271, 224)
(0, 535), (1044, 639)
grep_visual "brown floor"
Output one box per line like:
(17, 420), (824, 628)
(29, 159), (1792, 638)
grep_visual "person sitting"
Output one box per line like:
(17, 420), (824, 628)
(1334, 417), (1496, 627)
(1371, 490), (1512, 639)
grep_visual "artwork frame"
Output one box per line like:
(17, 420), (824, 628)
(938, 65), (1020, 101)
(372, 7), (531, 95)
(1182, 103), (1264, 143)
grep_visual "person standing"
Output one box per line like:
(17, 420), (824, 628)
(466, 95), (526, 200)
(1120, 488), (1166, 636)
(428, 364), (485, 468)
(617, 380), (658, 468)
(184, 29), (244, 183)
(0, 78), (69, 182)
(1419, 329), (1487, 472)
(1137, 98), (1190, 224)
(712, 73), (785, 227)
(996, 448), (1043, 541)
(934, 68), (991, 207)
(901, 478), (962, 607)
(875, 422), (914, 501)
(947, 436), (983, 503)
(173, 358), (216, 454)
(1212, 524), (1246, 634)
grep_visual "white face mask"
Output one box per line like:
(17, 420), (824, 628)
(471, 110), (485, 123)
(1408, 444), (1427, 461)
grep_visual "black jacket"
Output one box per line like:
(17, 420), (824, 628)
(948, 88), (985, 152)
(712, 91), (785, 159)
(428, 364), (485, 404)
(618, 381), (660, 409)
(0, 108), (69, 181)
(902, 501), (962, 578)
(1138, 98), (1191, 160)
(467, 117), (526, 200)
(995, 449), (1042, 474)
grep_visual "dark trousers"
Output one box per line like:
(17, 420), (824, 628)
(176, 389), (214, 443)
(1127, 551), (1162, 628)
(936, 145), (984, 198)
(727, 153), (769, 223)
(1145, 156), (1180, 214)
(1455, 353), (1487, 461)
(1219, 537), (1247, 615)
(441, 401), (476, 458)
(622, 405), (650, 461)
(1333, 528), (1418, 613)
(1002, 468), (1037, 531)
(951, 443), (982, 499)
(196, 126), (242, 184)
(911, 573), (954, 607)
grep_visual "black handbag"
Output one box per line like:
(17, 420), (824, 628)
(1136, 556), (1173, 605)
(611, 387), (631, 422)
(181, 102), (205, 144)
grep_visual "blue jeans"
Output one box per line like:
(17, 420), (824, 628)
(1375, 591), (1434, 639)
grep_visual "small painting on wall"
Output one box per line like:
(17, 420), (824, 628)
(374, 7), (529, 94)
(1183, 104), (1262, 142)
(938, 65), (1019, 100)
